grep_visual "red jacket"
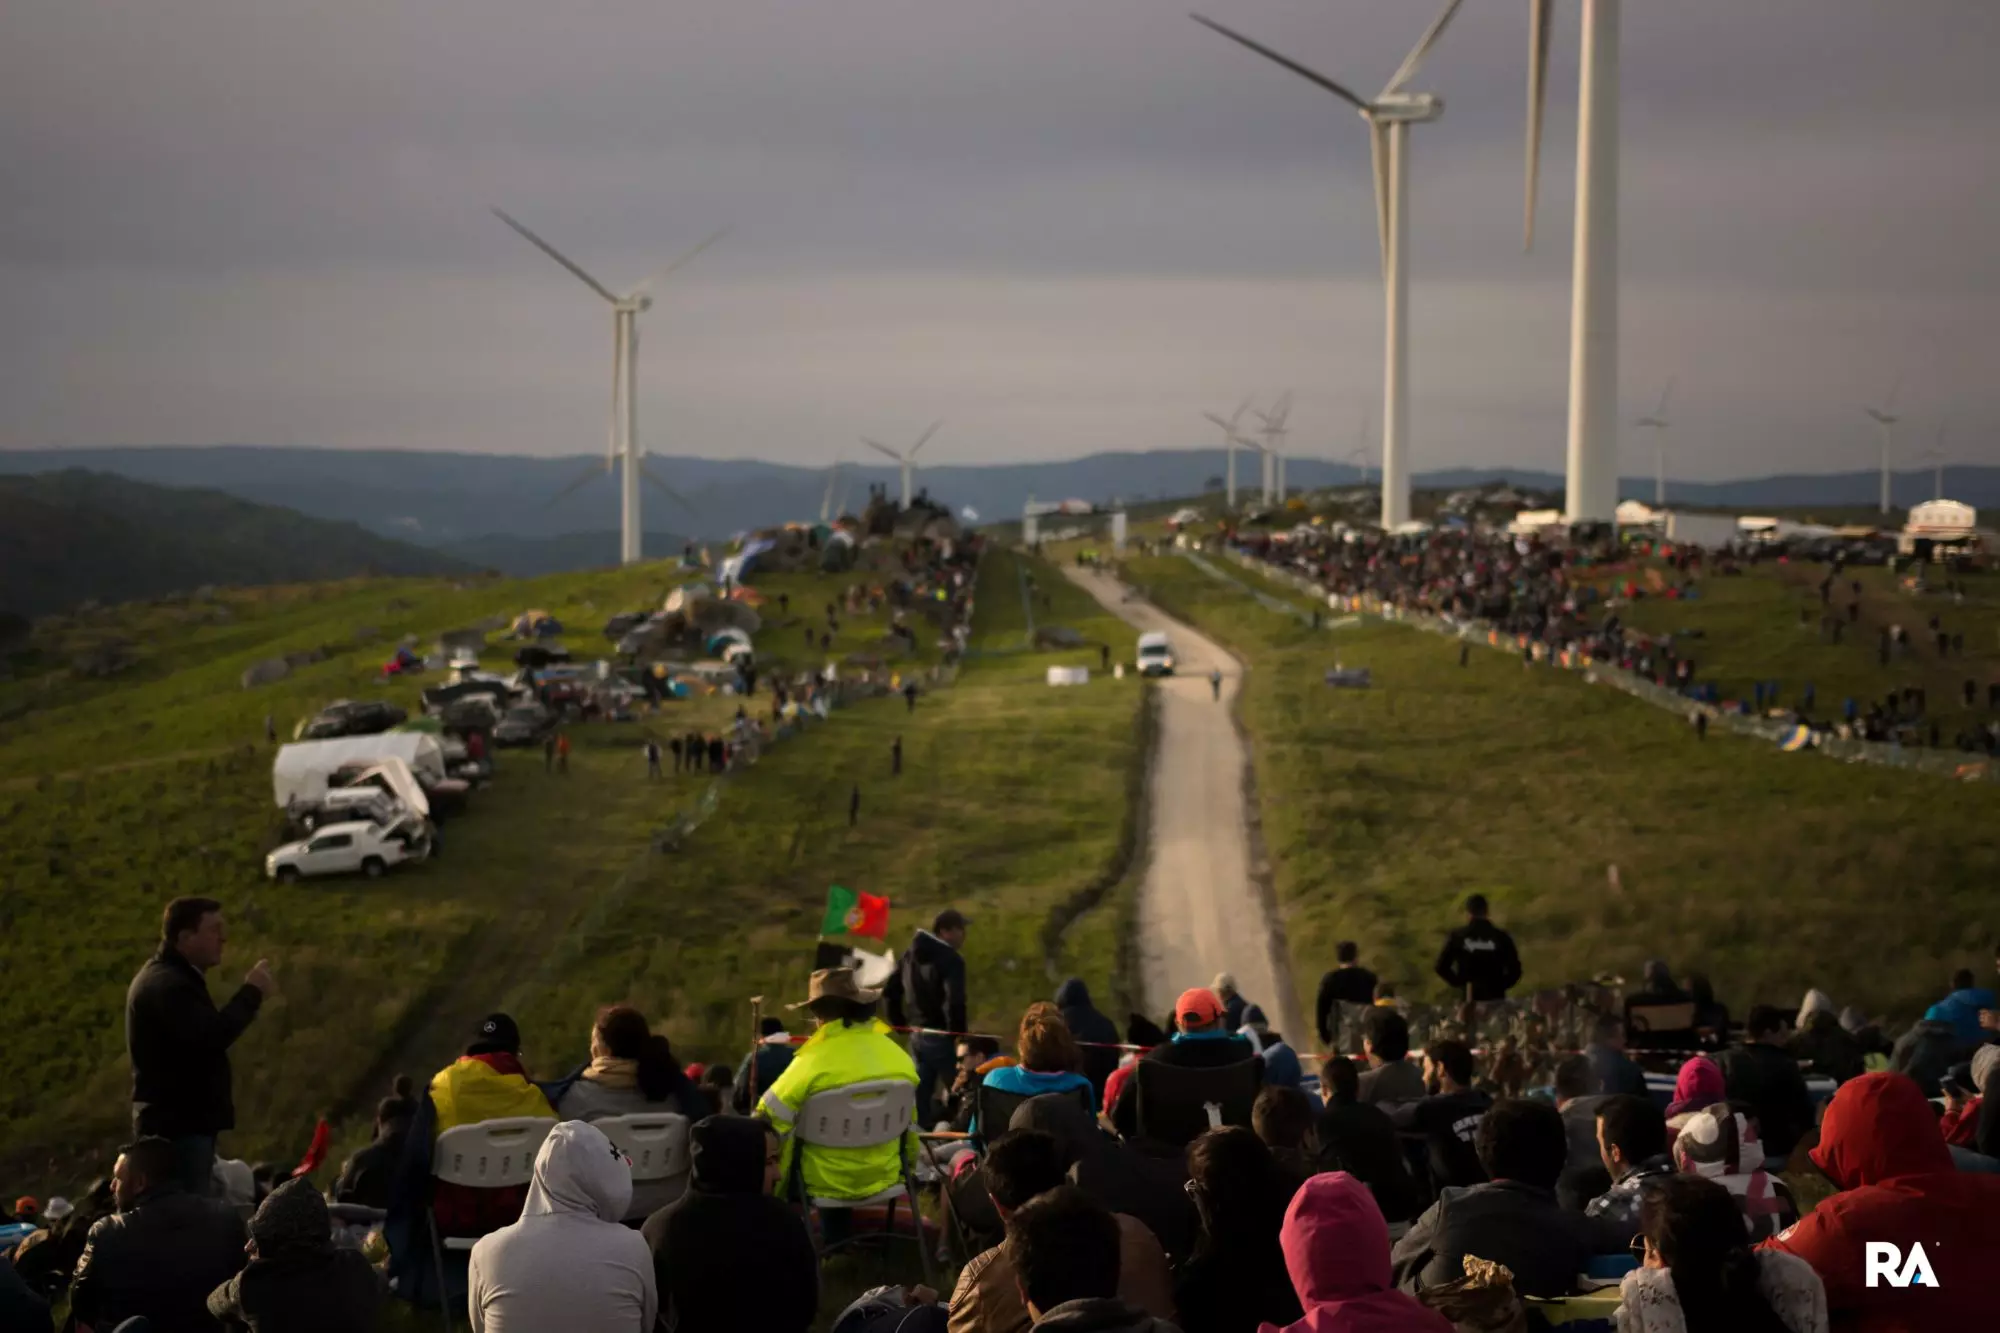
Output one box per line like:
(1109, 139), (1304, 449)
(1936, 1097), (1980, 1147)
(1258, 1172), (1453, 1333)
(1764, 1071), (2000, 1332)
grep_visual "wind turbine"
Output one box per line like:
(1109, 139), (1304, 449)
(1193, 1), (1467, 530)
(1254, 393), (1293, 505)
(1632, 377), (1675, 507)
(1523, 0), (1623, 525)
(1862, 377), (1901, 516)
(819, 463), (844, 524)
(1201, 399), (1254, 510)
(861, 421), (942, 510)
(1925, 422), (1948, 501)
(493, 207), (727, 564)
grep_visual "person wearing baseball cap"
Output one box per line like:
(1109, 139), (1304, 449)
(428, 1012), (554, 1141)
(756, 968), (919, 1207)
(1109, 986), (1260, 1136)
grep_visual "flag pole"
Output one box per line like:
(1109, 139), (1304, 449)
(747, 994), (765, 1110)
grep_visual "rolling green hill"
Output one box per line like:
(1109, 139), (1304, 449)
(0, 469), (472, 618)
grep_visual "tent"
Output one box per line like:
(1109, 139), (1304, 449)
(509, 609), (563, 638)
(273, 734), (446, 807)
(706, 627), (753, 658)
(664, 584), (712, 614)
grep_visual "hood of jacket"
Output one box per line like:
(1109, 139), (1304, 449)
(689, 1114), (767, 1195)
(1282, 1172), (1389, 1305)
(910, 928), (956, 965)
(1974, 1043), (2000, 1091)
(1010, 1090), (1109, 1169)
(1673, 1105), (1766, 1177)
(1796, 988), (1837, 1029)
(1810, 1070), (1952, 1189)
(1056, 977), (1095, 1010)
(519, 1119), (632, 1223)
(1665, 1055), (1725, 1117)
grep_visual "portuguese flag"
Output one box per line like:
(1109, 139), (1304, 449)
(821, 884), (891, 940)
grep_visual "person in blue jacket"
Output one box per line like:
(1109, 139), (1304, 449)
(975, 1003), (1096, 1136)
(1925, 966), (1998, 1051)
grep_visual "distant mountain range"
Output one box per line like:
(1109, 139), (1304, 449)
(0, 470), (470, 618)
(1, 447), (1991, 554)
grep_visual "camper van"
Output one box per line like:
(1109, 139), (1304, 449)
(1136, 631), (1175, 677)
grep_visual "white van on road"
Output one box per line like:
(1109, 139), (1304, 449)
(1136, 631), (1176, 677)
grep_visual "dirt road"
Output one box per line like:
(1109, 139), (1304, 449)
(1063, 564), (1302, 1041)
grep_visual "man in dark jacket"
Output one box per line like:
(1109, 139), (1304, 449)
(730, 1017), (798, 1114)
(330, 1078), (415, 1211)
(882, 908), (970, 1124)
(207, 1177), (385, 1332)
(1055, 977), (1123, 1100)
(68, 1136), (248, 1333)
(127, 897), (276, 1193)
(1432, 894), (1522, 1002)
(1717, 1004), (1816, 1167)
(1317, 1058), (1422, 1224)
(1109, 988), (1259, 1137)
(1390, 1099), (1619, 1298)
(1390, 1039), (1492, 1193)
(1314, 941), (1377, 1048)
(1584, 1016), (1647, 1098)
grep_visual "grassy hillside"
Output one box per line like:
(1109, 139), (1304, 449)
(1117, 548), (1999, 1027)
(432, 529), (696, 577)
(0, 469), (470, 618)
(0, 543), (1147, 1194)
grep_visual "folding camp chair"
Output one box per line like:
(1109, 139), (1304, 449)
(592, 1111), (692, 1221)
(972, 1080), (1096, 1146)
(1624, 1001), (1700, 1052)
(787, 1079), (935, 1290)
(1132, 1058), (1263, 1149)
(427, 1116), (555, 1333)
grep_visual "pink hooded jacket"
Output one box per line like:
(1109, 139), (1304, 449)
(1257, 1172), (1454, 1333)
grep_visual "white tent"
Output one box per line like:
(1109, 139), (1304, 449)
(273, 734), (445, 808)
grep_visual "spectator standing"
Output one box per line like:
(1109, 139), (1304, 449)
(1620, 1176), (1826, 1333)
(1354, 1009), (1424, 1107)
(1389, 1099), (1616, 1299)
(127, 896), (276, 1194)
(644, 739), (661, 779)
(1210, 668), (1223, 701)
(331, 1076), (415, 1210)
(466, 1120), (656, 1333)
(1258, 1172), (1454, 1333)
(1316, 1059), (1422, 1225)
(1582, 1095), (1673, 1232)
(1672, 1106), (1796, 1240)
(1717, 1006), (1815, 1166)
(1003, 1187), (1180, 1333)
(67, 1135), (248, 1333)
(1764, 1072), (2000, 1331)
(1212, 973), (1248, 1032)
(642, 1116), (816, 1333)
(1432, 894), (1522, 1002)
(729, 1018), (797, 1115)
(1054, 978), (1122, 1102)
(206, 1178), (385, 1333)
(883, 909), (971, 1125)
(1109, 989), (1258, 1136)
(1175, 1128), (1303, 1333)
(668, 736), (683, 772)
(1314, 943), (1377, 1049)
(1389, 1039), (1492, 1193)
(947, 1130), (1175, 1333)
(1586, 1017), (1648, 1098)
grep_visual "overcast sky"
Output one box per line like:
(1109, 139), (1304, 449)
(3, 1), (1997, 479)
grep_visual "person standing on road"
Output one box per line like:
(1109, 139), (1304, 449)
(1433, 893), (1522, 1003)
(645, 739), (661, 780)
(882, 909), (970, 1126)
(127, 896), (276, 1194)
(1210, 667), (1223, 701)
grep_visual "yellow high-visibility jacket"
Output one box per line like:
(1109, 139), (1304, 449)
(758, 1018), (918, 1201)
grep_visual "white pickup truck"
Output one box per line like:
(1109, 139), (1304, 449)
(266, 821), (412, 883)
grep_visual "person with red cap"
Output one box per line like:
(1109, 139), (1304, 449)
(1257, 1172), (1452, 1333)
(1763, 1071), (2000, 1330)
(1109, 988), (1259, 1136)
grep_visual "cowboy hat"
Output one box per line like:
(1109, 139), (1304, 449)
(787, 966), (881, 1010)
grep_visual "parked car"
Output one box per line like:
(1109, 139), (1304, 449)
(296, 699), (408, 740)
(492, 703), (556, 748)
(266, 820), (411, 882)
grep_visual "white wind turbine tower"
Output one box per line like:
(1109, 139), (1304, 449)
(1254, 393), (1293, 505)
(1632, 377), (1675, 507)
(1523, 0), (1623, 525)
(861, 421), (943, 510)
(1861, 377), (1901, 515)
(819, 463), (844, 523)
(1201, 399), (1254, 510)
(492, 207), (727, 565)
(1193, 0), (1467, 531)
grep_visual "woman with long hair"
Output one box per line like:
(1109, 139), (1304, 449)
(1174, 1126), (1303, 1333)
(975, 1002), (1097, 1135)
(554, 1004), (707, 1217)
(1617, 1175), (1826, 1333)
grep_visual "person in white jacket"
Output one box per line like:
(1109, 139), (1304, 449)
(467, 1120), (657, 1333)
(1616, 1175), (1825, 1333)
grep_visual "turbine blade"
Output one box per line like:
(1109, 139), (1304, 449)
(627, 225), (733, 298)
(1381, 0), (1468, 98)
(1189, 14), (1371, 112)
(491, 207), (618, 304)
(1202, 412), (1237, 431)
(543, 458), (608, 511)
(641, 463), (701, 517)
(909, 420), (943, 457)
(1524, 0), (1552, 251)
(1369, 116), (1390, 275)
(861, 437), (902, 462)
(1228, 396), (1253, 429)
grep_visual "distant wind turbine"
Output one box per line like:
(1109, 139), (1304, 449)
(1632, 377), (1675, 507)
(1254, 393), (1293, 505)
(819, 462), (843, 524)
(1201, 399), (1254, 510)
(1861, 376), (1902, 515)
(492, 207), (727, 564)
(1193, 0), (1468, 529)
(861, 421), (943, 510)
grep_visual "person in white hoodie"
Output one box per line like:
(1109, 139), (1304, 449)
(467, 1120), (657, 1333)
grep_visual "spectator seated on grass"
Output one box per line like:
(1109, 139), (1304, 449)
(1717, 1007), (1815, 1168)
(757, 967), (919, 1207)
(467, 1119), (655, 1333)
(729, 1017), (797, 1115)
(1004, 1185), (1181, 1333)
(1109, 989), (1257, 1137)
(1765, 1072), (2000, 1330)
(1586, 1016), (1647, 1098)
(976, 1003), (1097, 1135)
(331, 1076), (414, 1211)
(68, 1135), (247, 1333)
(1390, 1098), (1618, 1299)
(947, 1129), (1174, 1333)
(1260, 1171), (1453, 1333)
(1389, 1039), (1491, 1194)
(1174, 1127), (1303, 1333)
(1252, 1086), (1320, 1190)
(1671, 1105), (1796, 1240)
(206, 1177), (386, 1333)
(1314, 1057), (1421, 1226)
(1354, 1010), (1423, 1107)
(1554, 1053), (1612, 1211)
(1664, 1055), (1725, 1133)
(1620, 1175), (1827, 1333)
(1582, 1095), (1672, 1231)
(1789, 990), (1865, 1086)
(642, 1115), (816, 1333)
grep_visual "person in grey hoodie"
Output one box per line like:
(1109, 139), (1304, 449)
(466, 1120), (657, 1333)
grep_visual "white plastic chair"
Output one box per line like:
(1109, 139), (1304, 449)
(428, 1116), (555, 1333)
(593, 1111), (692, 1218)
(789, 1079), (933, 1289)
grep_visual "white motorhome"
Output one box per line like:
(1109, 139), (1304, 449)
(272, 734), (446, 808)
(1136, 630), (1176, 677)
